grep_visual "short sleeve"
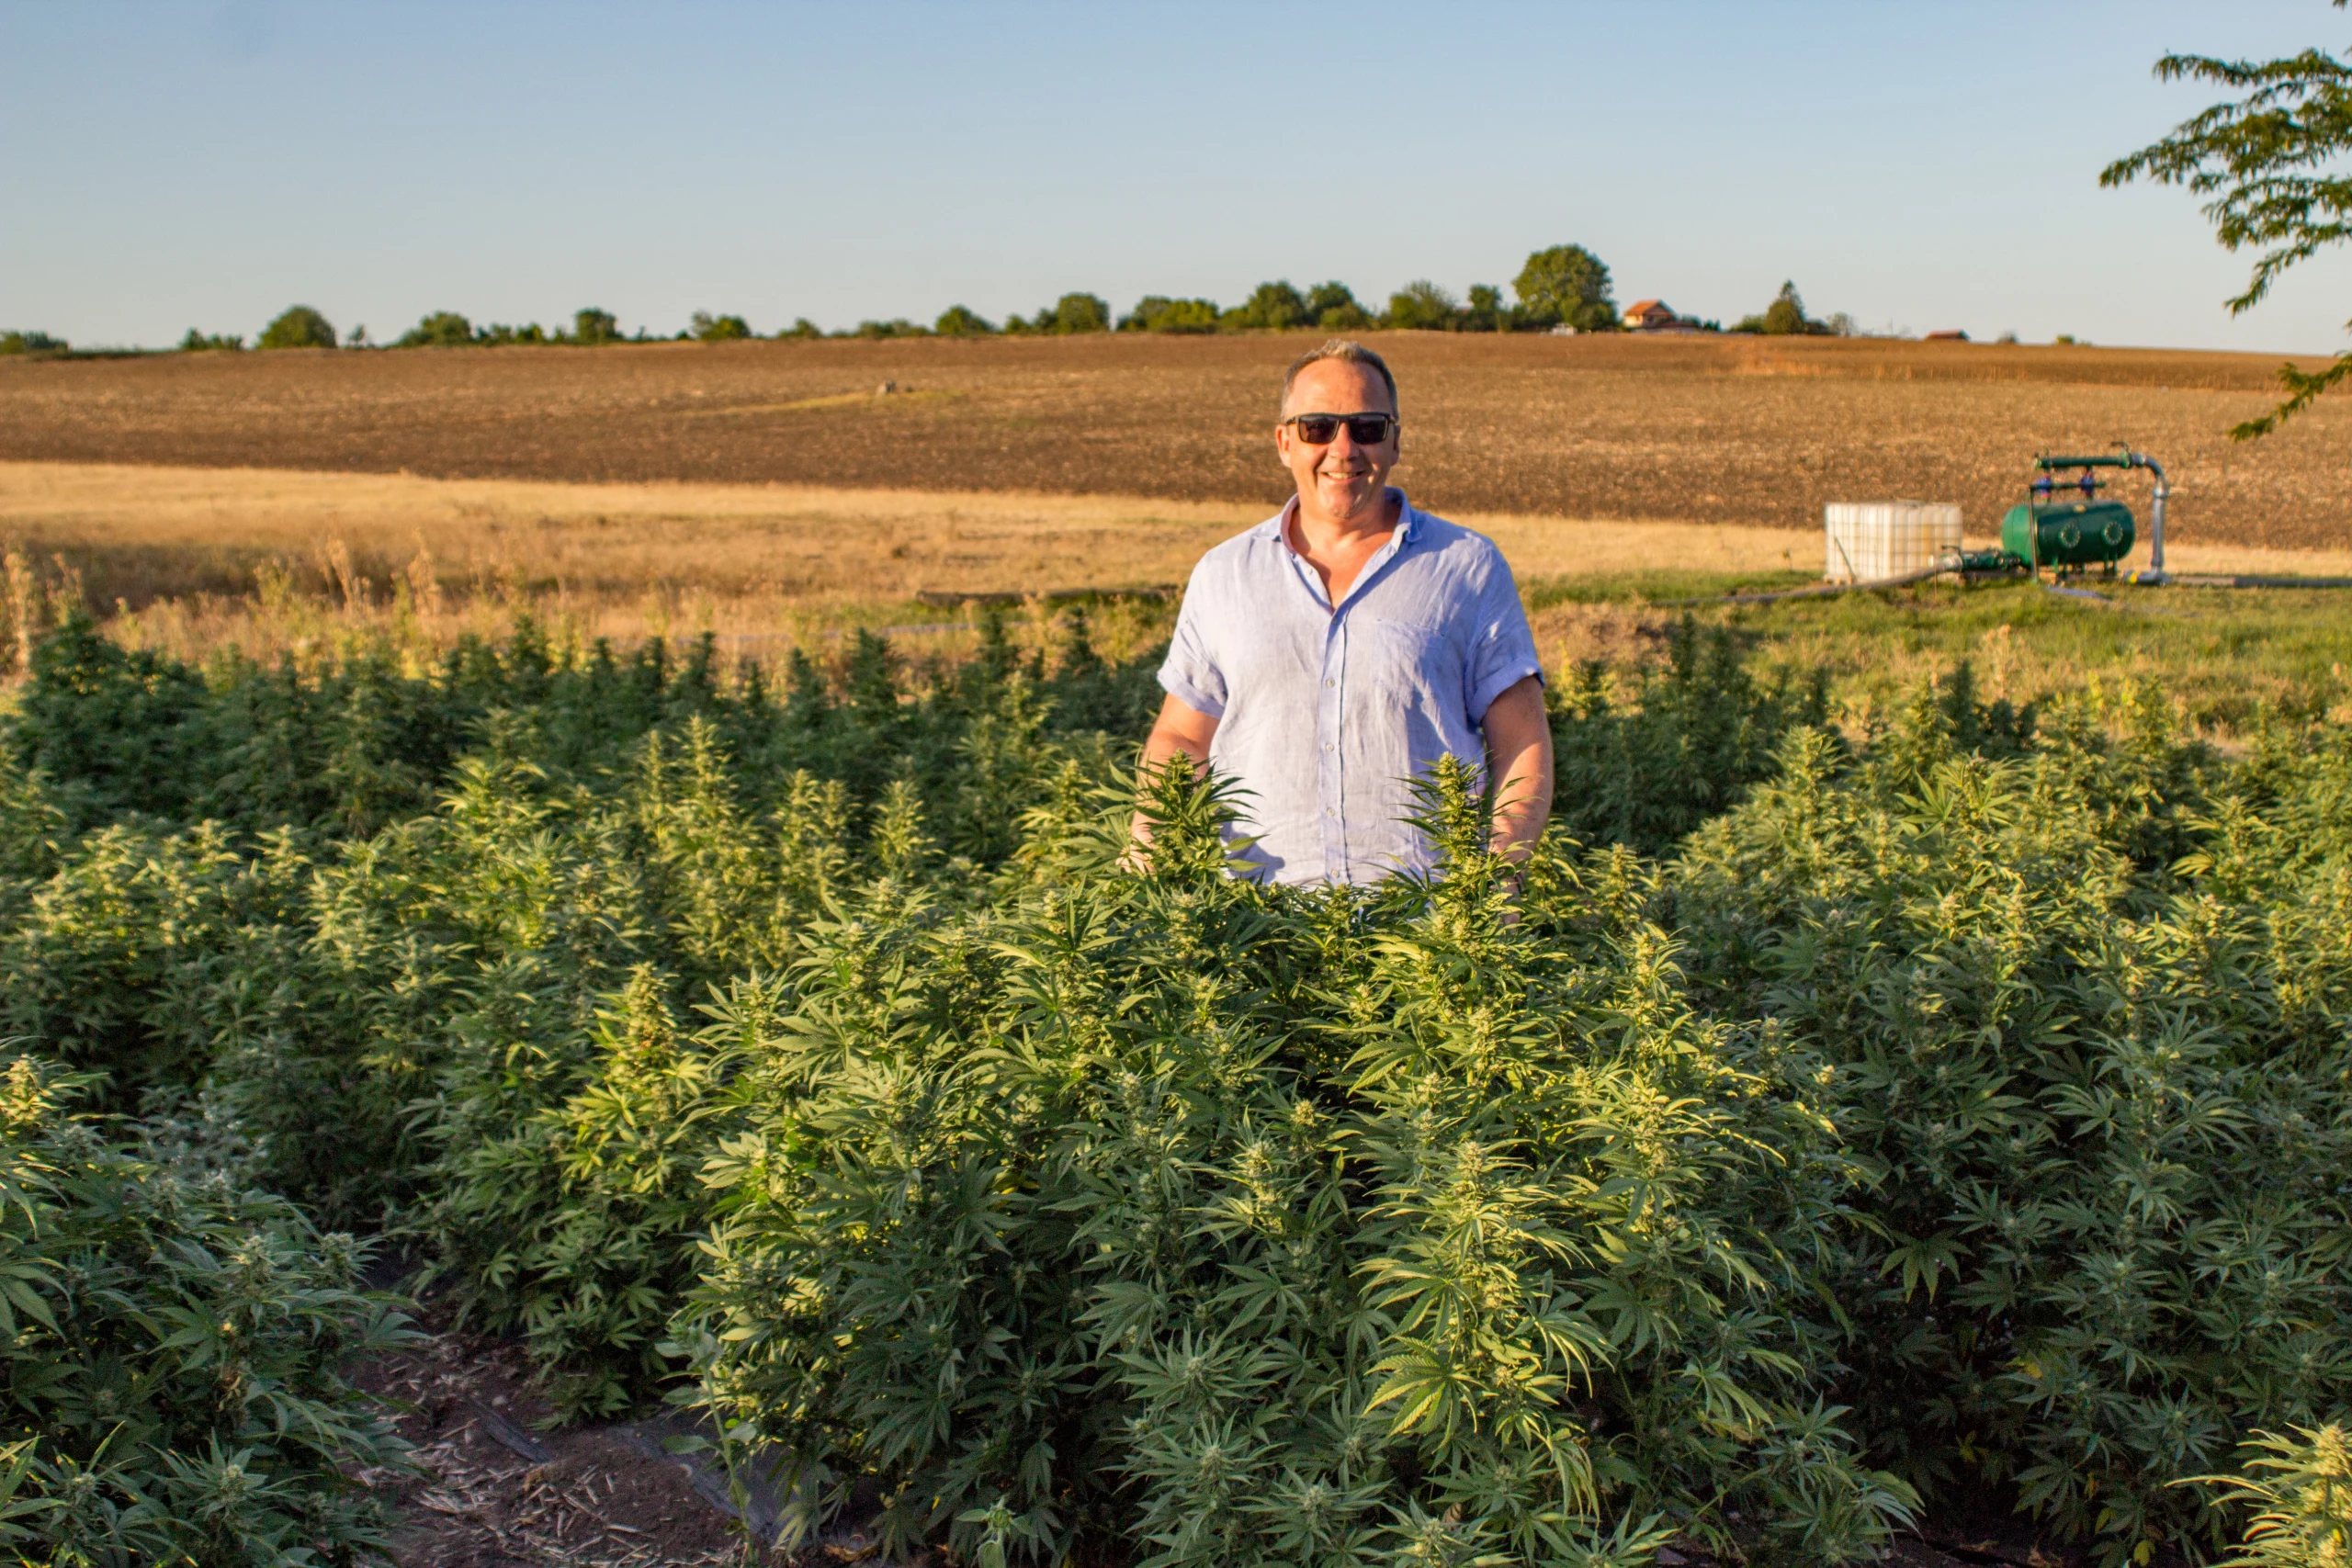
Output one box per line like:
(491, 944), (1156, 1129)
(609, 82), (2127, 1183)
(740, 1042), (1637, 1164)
(1157, 570), (1228, 719)
(1463, 550), (1543, 725)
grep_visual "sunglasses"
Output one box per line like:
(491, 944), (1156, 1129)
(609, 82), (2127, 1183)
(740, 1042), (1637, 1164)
(1283, 412), (1399, 445)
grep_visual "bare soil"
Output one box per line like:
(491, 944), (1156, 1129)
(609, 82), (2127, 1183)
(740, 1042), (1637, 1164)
(5, 333), (2347, 548)
(354, 1328), (760, 1567)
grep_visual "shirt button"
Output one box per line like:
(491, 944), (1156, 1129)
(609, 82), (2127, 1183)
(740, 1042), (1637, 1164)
(1325, 678), (1335, 688)
(1322, 741), (1333, 751)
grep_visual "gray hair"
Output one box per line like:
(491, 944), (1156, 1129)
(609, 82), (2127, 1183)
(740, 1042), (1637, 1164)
(1281, 339), (1397, 415)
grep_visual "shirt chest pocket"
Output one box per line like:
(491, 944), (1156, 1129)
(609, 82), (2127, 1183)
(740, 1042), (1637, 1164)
(1353, 616), (1456, 704)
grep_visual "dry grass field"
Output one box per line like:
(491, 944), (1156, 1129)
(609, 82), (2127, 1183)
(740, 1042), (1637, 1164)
(8, 459), (2352, 730)
(6, 331), (2350, 547)
(0, 461), (1833, 669)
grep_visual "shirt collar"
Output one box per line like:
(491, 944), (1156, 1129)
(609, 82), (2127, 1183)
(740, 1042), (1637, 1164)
(1260, 488), (1417, 547)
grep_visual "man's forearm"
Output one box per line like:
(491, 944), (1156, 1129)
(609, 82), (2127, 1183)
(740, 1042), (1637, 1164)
(1480, 676), (1554, 868)
(1139, 727), (1211, 778)
(1489, 742), (1552, 863)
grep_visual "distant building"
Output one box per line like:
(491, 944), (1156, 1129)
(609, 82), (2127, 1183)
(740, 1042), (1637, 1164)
(1924, 329), (1971, 342)
(1622, 299), (1682, 332)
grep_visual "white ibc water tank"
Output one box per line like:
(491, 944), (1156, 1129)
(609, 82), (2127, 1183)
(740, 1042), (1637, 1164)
(1823, 502), (1962, 582)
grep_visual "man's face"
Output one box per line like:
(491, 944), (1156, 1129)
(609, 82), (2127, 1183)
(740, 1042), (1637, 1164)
(1276, 360), (1399, 523)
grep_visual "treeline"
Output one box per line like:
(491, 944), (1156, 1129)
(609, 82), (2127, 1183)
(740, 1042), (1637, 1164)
(10, 253), (1866, 360)
(161, 243), (1633, 354)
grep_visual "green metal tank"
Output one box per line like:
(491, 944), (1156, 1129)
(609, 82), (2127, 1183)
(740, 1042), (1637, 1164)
(1999, 499), (2135, 570)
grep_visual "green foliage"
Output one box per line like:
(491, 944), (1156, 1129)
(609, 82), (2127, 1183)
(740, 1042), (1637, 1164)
(0, 614), (1159, 1226)
(255, 307), (335, 351)
(776, 317), (823, 340)
(1013, 292), (1113, 335)
(1732, 283), (1828, 337)
(1306, 282), (1373, 330)
(176, 330), (243, 353)
(7, 607), (2352, 1565)
(1120, 296), (1222, 333)
(418, 967), (782, 1419)
(681, 758), (1914, 1565)
(2101, 15), (2352, 438)
(1514, 245), (1615, 333)
(1549, 618), (1832, 854)
(395, 310), (476, 348)
(691, 310), (752, 343)
(390, 312), (546, 348)
(2186, 1425), (2352, 1568)
(0, 331), (69, 356)
(1385, 280), (1459, 331)
(1231, 281), (1311, 331)
(0, 1054), (417, 1566)
(1672, 682), (2352, 1566)
(570, 306), (623, 345)
(935, 305), (998, 336)
(853, 318), (930, 339)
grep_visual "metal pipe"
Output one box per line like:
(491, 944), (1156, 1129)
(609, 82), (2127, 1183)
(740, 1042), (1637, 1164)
(2131, 451), (2168, 582)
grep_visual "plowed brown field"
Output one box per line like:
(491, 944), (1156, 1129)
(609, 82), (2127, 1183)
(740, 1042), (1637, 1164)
(5, 332), (2347, 547)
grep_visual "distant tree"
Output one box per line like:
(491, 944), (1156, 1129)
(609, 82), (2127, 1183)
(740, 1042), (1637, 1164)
(1046, 292), (1111, 333)
(176, 329), (243, 352)
(258, 306), (336, 350)
(1825, 311), (1859, 338)
(691, 310), (752, 342)
(395, 311), (476, 348)
(1229, 280), (1309, 330)
(571, 308), (623, 345)
(2101, 10), (2352, 437)
(1464, 284), (1508, 333)
(1385, 279), (1458, 331)
(1732, 281), (1829, 336)
(934, 305), (997, 336)
(347, 324), (370, 347)
(1513, 244), (1616, 332)
(854, 319), (929, 339)
(1305, 282), (1373, 330)
(1118, 296), (1220, 333)
(775, 318), (822, 340)
(476, 321), (548, 346)
(0, 331), (66, 356)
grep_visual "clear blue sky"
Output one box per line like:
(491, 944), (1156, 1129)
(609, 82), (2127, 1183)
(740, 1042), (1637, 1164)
(6, 0), (2351, 353)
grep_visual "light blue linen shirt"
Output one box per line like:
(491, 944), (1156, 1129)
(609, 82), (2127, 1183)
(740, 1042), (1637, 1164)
(1157, 489), (1544, 886)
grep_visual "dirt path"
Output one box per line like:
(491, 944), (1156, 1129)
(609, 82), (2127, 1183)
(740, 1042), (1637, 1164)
(354, 1328), (764, 1566)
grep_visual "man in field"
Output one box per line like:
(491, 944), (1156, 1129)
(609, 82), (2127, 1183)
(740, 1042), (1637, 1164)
(1139, 339), (1552, 886)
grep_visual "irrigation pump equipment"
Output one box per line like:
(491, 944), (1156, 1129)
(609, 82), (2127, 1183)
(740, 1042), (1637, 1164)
(1969, 448), (2170, 584)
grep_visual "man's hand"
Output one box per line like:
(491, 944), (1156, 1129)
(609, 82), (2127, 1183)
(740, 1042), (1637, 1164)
(1128, 694), (1220, 868)
(1481, 675), (1554, 875)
